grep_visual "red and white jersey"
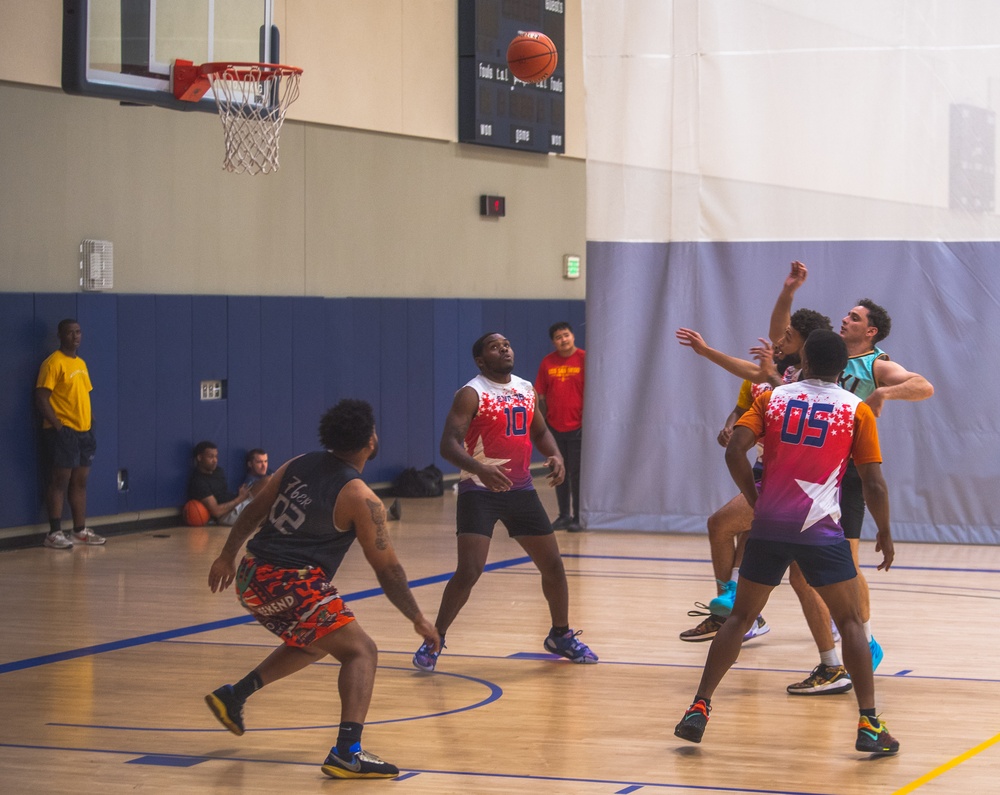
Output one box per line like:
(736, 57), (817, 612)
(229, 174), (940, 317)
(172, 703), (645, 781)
(736, 379), (881, 544)
(458, 373), (536, 493)
(739, 368), (797, 462)
(750, 364), (798, 402)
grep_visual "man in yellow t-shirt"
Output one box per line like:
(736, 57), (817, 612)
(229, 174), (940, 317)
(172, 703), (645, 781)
(35, 319), (105, 549)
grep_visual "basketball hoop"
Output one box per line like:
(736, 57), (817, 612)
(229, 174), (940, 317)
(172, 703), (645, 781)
(173, 60), (303, 175)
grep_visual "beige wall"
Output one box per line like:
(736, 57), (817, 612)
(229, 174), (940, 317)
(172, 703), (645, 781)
(0, 82), (585, 297)
(0, 2), (586, 298)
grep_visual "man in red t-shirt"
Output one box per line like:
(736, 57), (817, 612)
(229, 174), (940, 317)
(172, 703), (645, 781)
(535, 322), (585, 531)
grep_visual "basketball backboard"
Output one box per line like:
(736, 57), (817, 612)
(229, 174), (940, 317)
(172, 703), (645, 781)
(63, 0), (277, 112)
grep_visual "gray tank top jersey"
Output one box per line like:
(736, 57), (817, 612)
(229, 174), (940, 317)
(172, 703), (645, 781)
(247, 451), (360, 577)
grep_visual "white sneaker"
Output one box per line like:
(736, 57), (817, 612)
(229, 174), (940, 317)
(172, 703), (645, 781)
(44, 531), (74, 549)
(72, 527), (106, 545)
(742, 614), (771, 642)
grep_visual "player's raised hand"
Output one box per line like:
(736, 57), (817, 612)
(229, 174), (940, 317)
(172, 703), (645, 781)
(783, 261), (808, 292)
(749, 337), (774, 362)
(675, 327), (709, 355)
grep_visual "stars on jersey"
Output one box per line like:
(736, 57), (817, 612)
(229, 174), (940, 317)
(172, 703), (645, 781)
(828, 403), (855, 437)
(766, 395), (789, 424)
(794, 466), (843, 533)
(765, 394), (857, 441)
(461, 434), (511, 487)
(478, 389), (534, 420)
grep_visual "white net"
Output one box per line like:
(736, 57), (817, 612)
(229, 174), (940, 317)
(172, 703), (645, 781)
(204, 64), (302, 175)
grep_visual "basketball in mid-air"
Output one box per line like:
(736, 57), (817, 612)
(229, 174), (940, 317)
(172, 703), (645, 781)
(506, 32), (558, 83)
(183, 499), (210, 527)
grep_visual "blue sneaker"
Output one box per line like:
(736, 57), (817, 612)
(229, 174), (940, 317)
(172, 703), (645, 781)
(544, 629), (598, 663)
(412, 637), (445, 672)
(869, 636), (884, 672)
(708, 580), (737, 616)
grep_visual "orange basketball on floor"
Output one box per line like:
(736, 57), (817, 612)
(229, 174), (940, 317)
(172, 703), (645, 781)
(506, 32), (558, 83)
(183, 499), (210, 527)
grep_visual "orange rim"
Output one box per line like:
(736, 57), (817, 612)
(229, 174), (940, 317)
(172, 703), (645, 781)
(200, 62), (303, 80)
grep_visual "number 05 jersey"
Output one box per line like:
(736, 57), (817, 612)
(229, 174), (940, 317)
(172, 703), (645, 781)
(459, 373), (537, 494)
(736, 379), (882, 544)
(247, 452), (360, 577)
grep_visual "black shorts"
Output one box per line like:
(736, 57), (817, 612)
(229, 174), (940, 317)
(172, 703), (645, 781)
(839, 462), (864, 540)
(456, 489), (553, 538)
(44, 427), (96, 469)
(740, 537), (858, 588)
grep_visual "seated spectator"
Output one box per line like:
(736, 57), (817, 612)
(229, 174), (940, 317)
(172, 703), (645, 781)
(188, 441), (251, 525)
(243, 448), (271, 497)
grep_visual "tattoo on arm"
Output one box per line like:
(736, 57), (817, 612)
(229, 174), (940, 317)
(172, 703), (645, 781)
(375, 562), (421, 621)
(366, 498), (389, 550)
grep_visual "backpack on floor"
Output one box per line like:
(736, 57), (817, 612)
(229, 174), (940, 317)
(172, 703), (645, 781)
(392, 465), (444, 498)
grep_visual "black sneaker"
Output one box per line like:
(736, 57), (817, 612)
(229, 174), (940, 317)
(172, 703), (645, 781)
(856, 715), (900, 755)
(321, 743), (400, 779)
(786, 663), (853, 695)
(205, 685), (245, 736)
(679, 607), (726, 642)
(674, 699), (711, 743)
(551, 515), (573, 530)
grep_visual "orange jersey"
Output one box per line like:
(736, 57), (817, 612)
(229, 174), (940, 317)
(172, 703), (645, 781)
(736, 379), (881, 543)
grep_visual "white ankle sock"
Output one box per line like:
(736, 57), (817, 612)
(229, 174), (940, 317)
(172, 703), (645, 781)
(820, 648), (841, 667)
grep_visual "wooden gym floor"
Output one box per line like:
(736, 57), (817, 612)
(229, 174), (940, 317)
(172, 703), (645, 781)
(1, 483), (998, 794)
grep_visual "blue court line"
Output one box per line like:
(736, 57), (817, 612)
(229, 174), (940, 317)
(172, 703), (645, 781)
(49, 665), (504, 733)
(0, 742), (843, 794)
(0, 556), (532, 676)
(3, 549), (994, 677)
(0, 615), (256, 675)
(126, 754), (206, 767)
(508, 652), (562, 660)
(562, 553), (1000, 574)
(147, 640), (1000, 685)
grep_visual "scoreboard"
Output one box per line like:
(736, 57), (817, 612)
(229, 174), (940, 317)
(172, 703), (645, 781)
(458, 0), (566, 154)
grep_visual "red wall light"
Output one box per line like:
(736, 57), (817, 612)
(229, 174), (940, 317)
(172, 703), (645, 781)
(479, 195), (506, 217)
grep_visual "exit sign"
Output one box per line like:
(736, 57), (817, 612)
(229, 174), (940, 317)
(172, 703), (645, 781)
(563, 255), (581, 279)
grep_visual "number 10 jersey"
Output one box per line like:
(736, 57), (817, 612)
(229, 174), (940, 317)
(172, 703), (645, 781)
(459, 373), (537, 494)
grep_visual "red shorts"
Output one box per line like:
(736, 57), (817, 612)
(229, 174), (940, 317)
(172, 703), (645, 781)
(236, 556), (355, 647)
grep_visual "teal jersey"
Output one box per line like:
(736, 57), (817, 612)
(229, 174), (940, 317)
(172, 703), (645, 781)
(837, 346), (888, 400)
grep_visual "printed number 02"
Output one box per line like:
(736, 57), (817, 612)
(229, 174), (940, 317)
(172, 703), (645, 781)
(269, 493), (306, 534)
